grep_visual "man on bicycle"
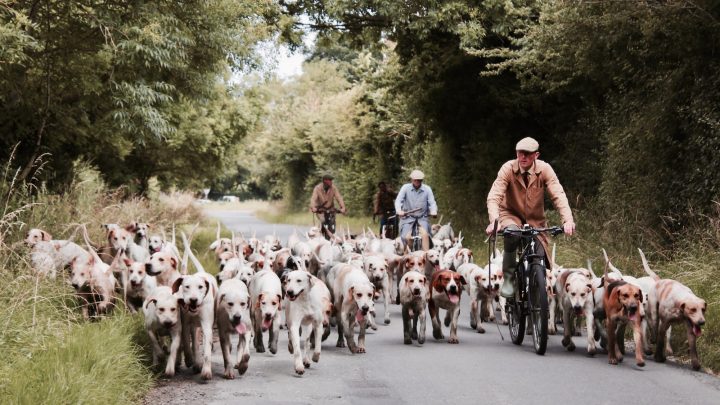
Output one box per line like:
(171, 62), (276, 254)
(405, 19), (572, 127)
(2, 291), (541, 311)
(395, 170), (438, 250)
(310, 173), (346, 236)
(485, 137), (575, 298)
(373, 181), (398, 238)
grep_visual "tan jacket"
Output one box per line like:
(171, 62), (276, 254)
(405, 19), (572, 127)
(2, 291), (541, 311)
(310, 183), (345, 211)
(487, 159), (573, 230)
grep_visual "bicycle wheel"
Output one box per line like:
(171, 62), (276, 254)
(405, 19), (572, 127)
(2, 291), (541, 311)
(507, 271), (525, 345)
(528, 262), (549, 355)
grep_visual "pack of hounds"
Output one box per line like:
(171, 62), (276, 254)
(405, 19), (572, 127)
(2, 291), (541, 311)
(22, 220), (707, 380)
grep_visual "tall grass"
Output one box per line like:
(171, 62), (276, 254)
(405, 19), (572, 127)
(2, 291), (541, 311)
(0, 156), (204, 403)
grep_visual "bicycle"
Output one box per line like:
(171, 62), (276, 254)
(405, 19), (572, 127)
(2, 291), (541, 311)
(378, 209), (399, 239)
(500, 224), (564, 355)
(395, 208), (425, 251)
(315, 207), (340, 240)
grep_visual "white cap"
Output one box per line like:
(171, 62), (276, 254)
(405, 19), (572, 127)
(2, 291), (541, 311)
(515, 137), (539, 152)
(409, 170), (425, 180)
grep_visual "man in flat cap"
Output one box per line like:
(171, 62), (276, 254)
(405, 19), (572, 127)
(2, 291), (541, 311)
(395, 169), (438, 250)
(485, 137), (575, 298)
(310, 173), (346, 237)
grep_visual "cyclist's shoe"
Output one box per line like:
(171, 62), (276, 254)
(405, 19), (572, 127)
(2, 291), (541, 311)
(501, 271), (515, 298)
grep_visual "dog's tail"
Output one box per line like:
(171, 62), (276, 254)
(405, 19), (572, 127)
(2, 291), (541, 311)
(587, 259), (599, 280)
(551, 243), (557, 268)
(81, 224), (103, 266)
(601, 248), (623, 276)
(637, 248), (660, 282)
(602, 250), (609, 281)
(181, 229), (205, 274)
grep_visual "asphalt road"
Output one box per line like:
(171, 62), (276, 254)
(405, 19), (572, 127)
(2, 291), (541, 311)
(144, 209), (720, 405)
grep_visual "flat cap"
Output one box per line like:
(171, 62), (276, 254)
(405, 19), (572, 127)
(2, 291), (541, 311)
(322, 173), (334, 180)
(515, 137), (539, 152)
(409, 169), (425, 180)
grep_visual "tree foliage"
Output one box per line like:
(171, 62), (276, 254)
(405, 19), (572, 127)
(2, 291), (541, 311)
(0, 0), (277, 193)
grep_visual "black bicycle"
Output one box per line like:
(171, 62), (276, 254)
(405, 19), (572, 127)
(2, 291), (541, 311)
(396, 208), (424, 251)
(315, 207), (340, 240)
(501, 224), (563, 355)
(380, 209), (399, 239)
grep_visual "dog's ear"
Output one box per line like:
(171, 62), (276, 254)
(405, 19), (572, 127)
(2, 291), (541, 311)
(434, 280), (444, 294)
(307, 273), (314, 287)
(41, 230), (52, 241)
(703, 301), (707, 312)
(218, 293), (225, 304)
(347, 286), (355, 302)
(123, 257), (133, 267)
(421, 276), (428, 286)
(637, 290), (643, 302)
(169, 256), (177, 269)
(144, 298), (157, 310)
(256, 293), (263, 309)
(172, 277), (183, 294)
(276, 294), (282, 310)
(565, 283), (571, 293)
(458, 275), (467, 286)
(586, 284), (592, 293)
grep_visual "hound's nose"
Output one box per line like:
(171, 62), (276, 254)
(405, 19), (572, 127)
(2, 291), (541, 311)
(219, 264), (225, 271)
(449, 285), (457, 293)
(145, 263), (152, 272)
(698, 320), (706, 326)
(232, 315), (243, 325)
(413, 288), (421, 295)
(162, 320), (174, 328)
(189, 298), (198, 305)
(628, 305), (637, 314)
(573, 305), (582, 312)
(361, 305), (369, 314)
(71, 283), (80, 290)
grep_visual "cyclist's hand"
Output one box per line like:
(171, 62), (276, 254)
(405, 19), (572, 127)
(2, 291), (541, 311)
(485, 222), (495, 236)
(397, 210), (405, 217)
(563, 221), (576, 236)
(341, 207), (347, 214)
(311, 207), (317, 213)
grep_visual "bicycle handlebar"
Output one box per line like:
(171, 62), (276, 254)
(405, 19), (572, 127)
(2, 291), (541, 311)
(500, 225), (564, 238)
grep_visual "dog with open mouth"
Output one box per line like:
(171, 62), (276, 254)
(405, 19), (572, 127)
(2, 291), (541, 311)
(429, 270), (466, 344)
(216, 279), (252, 379)
(249, 269), (283, 354)
(284, 270), (328, 375)
(603, 261), (645, 367)
(333, 265), (376, 353)
(639, 249), (707, 371)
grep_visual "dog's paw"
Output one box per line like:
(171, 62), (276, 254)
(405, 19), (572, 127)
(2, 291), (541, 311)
(370, 323), (378, 331)
(404, 337), (412, 345)
(587, 346), (597, 357)
(477, 326), (486, 334)
(312, 352), (320, 363)
(692, 361), (701, 371)
(608, 357), (618, 365)
(255, 346), (265, 354)
(637, 361), (646, 368)
(336, 340), (346, 348)
(269, 346), (278, 355)
(384, 318), (391, 325)
(303, 359), (311, 368)
(470, 321), (477, 330)
(224, 369), (235, 379)
(654, 351), (667, 363)
(164, 367), (175, 378)
(237, 361), (249, 375)
(411, 329), (418, 340)
(418, 335), (425, 345)
(295, 366), (305, 375)
(448, 337), (459, 344)
(443, 318), (451, 327)
(433, 330), (444, 340)
(201, 368), (212, 381)
(356, 347), (366, 353)
(192, 364), (202, 374)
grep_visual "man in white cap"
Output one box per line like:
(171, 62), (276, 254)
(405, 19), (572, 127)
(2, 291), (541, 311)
(395, 169), (438, 250)
(485, 137), (575, 298)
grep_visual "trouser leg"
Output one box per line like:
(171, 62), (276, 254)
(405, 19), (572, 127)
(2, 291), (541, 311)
(501, 224), (521, 298)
